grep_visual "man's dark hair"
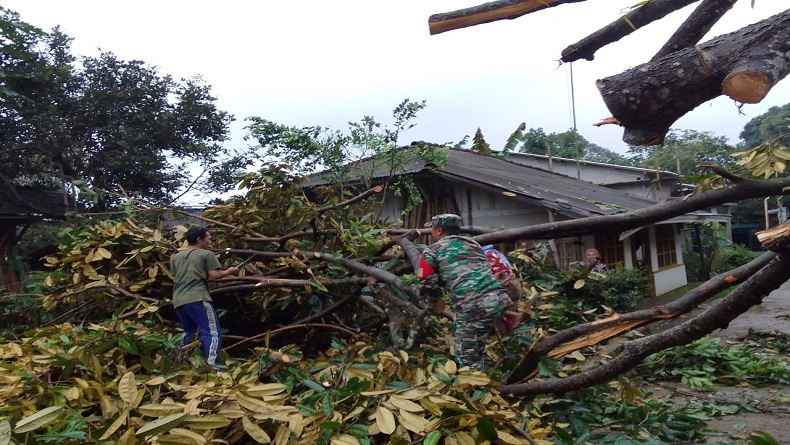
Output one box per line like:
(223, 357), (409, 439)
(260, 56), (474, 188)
(442, 226), (462, 236)
(185, 227), (209, 245)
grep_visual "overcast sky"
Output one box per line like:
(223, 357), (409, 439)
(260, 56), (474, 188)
(5, 1), (789, 158)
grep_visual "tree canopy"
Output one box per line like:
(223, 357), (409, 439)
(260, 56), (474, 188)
(0, 8), (237, 209)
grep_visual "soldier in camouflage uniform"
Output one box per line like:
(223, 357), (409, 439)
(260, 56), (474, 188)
(418, 214), (511, 369)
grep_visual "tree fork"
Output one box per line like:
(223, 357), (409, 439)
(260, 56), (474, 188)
(596, 10), (790, 146)
(561, 0), (700, 63)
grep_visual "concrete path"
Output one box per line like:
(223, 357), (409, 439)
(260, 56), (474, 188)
(708, 278), (790, 338)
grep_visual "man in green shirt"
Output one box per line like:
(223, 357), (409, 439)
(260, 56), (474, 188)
(170, 227), (239, 367)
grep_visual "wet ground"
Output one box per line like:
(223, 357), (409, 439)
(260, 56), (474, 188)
(645, 279), (790, 443)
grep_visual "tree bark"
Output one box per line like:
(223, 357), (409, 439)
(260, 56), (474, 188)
(504, 251), (775, 383)
(428, 0), (586, 36)
(561, 0), (700, 63)
(473, 174), (790, 245)
(650, 0), (738, 62)
(500, 250), (790, 396)
(596, 10), (790, 146)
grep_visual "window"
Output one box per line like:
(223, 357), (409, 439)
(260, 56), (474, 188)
(594, 233), (624, 269)
(655, 224), (677, 268)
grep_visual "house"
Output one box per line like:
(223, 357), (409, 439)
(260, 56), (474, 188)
(504, 152), (733, 236)
(0, 187), (72, 292)
(306, 145), (715, 296)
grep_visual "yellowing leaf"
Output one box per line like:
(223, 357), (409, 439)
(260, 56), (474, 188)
(96, 247), (113, 259)
(242, 416), (272, 443)
(169, 428), (208, 445)
(244, 383), (287, 397)
(388, 397), (424, 412)
(137, 403), (186, 417)
(444, 360), (458, 374)
(330, 434), (360, 445)
(184, 414), (232, 429)
(14, 406), (63, 433)
(146, 376), (167, 386)
(116, 428), (136, 445)
(396, 410), (429, 433)
(154, 435), (199, 445)
(375, 406), (396, 435)
(573, 279), (585, 289)
(119, 371), (138, 405)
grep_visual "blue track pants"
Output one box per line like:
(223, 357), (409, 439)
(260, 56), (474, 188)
(175, 301), (222, 366)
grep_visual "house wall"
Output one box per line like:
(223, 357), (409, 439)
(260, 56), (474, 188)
(376, 177), (688, 296)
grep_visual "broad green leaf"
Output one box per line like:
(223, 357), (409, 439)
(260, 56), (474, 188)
(136, 413), (186, 437)
(423, 430), (442, 445)
(14, 406), (64, 433)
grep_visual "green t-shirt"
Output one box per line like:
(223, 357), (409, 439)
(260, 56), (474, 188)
(170, 248), (222, 308)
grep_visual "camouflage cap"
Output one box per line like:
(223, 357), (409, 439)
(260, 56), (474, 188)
(424, 213), (462, 228)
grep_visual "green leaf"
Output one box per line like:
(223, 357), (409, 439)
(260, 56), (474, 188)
(749, 431), (780, 445)
(476, 418), (498, 440)
(14, 406), (64, 433)
(302, 379), (327, 392)
(135, 413), (186, 437)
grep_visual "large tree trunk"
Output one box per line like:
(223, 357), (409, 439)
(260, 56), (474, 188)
(597, 9), (790, 146)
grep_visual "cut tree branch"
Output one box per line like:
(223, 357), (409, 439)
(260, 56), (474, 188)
(428, 0), (585, 36)
(561, 0), (699, 63)
(650, 0), (738, 62)
(596, 10), (790, 146)
(501, 250), (790, 396)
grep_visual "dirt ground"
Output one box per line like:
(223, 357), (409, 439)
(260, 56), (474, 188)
(651, 280), (790, 444)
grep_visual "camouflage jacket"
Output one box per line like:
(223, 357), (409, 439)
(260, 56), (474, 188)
(418, 235), (505, 309)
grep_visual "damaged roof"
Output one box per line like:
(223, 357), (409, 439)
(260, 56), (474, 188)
(305, 146), (659, 219)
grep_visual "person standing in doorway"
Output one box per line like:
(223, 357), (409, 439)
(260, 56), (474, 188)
(572, 248), (609, 274)
(169, 227), (239, 368)
(418, 214), (513, 370)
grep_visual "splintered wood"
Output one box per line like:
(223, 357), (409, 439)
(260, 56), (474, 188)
(756, 223), (790, 250)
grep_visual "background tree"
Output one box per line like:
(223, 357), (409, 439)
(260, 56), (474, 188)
(739, 102), (790, 150)
(627, 129), (738, 178)
(0, 8), (237, 210)
(519, 127), (631, 165)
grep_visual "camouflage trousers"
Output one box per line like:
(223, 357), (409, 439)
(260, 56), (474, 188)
(452, 290), (511, 370)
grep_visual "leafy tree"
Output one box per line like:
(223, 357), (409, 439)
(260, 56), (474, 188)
(0, 8), (237, 209)
(627, 129), (737, 179)
(739, 102), (790, 150)
(244, 99), (436, 214)
(519, 127), (631, 165)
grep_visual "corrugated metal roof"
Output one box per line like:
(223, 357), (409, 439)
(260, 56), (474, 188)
(305, 147), (659, 218)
